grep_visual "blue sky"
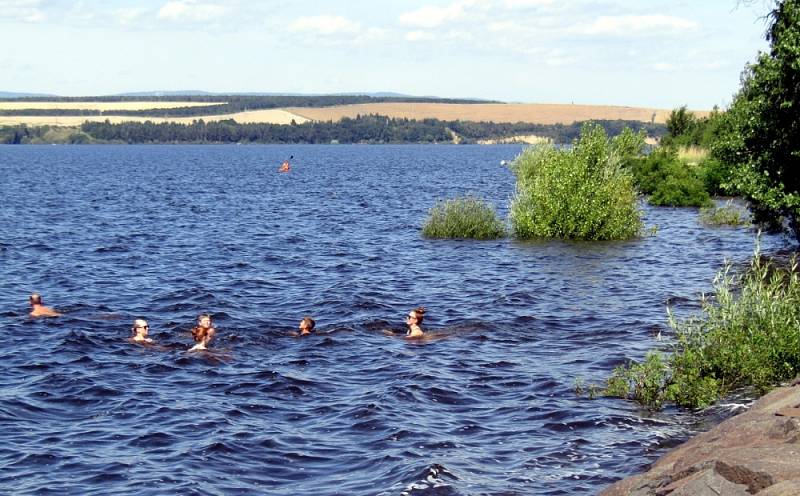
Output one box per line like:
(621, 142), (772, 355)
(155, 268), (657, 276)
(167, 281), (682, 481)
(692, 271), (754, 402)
(0, 0), (775, 108)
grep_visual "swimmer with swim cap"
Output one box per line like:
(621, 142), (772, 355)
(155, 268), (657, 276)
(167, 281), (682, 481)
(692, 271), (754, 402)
(130, 319), (154, 344)
(405, 307), (425, 338)
(189, 314), (216, 351)
(29, 293), (61, 317)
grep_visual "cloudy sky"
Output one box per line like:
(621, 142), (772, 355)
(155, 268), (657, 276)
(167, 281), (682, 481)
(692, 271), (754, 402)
(0, 0), (775, 108)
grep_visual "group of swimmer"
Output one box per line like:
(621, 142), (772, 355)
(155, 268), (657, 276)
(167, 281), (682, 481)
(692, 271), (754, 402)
(28, 293), (429, 350)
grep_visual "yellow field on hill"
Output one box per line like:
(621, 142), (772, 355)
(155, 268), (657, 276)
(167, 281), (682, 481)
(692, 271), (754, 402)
(0, 101), (224, 110)
(0, 109), (309, 127)
(286, 102), (703, 125)
(0, 101), (708, 128)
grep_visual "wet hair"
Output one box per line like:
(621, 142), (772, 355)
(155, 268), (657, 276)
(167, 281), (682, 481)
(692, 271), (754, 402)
(411, 306), (426, 325)
(300, 316), (316, 331)
(29, 293), (42, 305)
(131, 319), (147, 337)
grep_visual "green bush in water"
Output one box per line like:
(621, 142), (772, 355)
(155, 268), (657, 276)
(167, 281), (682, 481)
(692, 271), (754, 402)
(698, 156), (731, 196)
(509, 123), (643, 241)
(699, 201), (750, 227)
(422, 195), (505, 239)
(629, 147), (712, 207)
(606, 243), (800, 409)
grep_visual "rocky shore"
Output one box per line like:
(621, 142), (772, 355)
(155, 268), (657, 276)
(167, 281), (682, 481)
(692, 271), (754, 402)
(600, 383), (800, 495)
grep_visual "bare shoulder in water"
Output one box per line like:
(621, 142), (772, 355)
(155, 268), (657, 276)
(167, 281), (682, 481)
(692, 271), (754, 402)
(28, 292), (61, 318)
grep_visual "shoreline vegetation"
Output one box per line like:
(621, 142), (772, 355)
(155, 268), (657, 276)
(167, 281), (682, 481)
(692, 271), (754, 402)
(0, 115), (665, 145)
(0, 95), (678, 144)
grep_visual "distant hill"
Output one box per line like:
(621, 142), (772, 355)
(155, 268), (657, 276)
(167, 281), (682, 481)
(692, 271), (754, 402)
(111, 90), (454, 99)
(112, 90), (216, 97)
(0, 91), (56, 98)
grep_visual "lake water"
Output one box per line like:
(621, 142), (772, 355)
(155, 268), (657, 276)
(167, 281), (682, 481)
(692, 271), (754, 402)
(0, 145), (788, 495)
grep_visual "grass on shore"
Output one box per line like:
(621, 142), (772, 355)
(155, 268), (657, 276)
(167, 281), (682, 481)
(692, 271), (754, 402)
(676, 145), (709, 165)
(604, 241), (800, 409)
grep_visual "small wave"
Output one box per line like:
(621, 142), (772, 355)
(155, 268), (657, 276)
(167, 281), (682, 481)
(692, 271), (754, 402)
(400, 464), (460, 496)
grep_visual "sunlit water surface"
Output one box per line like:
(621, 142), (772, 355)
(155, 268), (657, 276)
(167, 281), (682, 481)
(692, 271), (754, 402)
(0, 145), (788, 495)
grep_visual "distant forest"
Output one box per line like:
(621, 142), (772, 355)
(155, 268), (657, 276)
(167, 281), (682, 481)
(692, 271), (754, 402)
(0, 115), (665, 145)
(0, 94), (496, 117)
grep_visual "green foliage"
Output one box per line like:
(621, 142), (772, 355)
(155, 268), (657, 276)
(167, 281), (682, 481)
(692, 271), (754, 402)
(629, 147), (712, 207)
(508, 123), (643, 241)
(606, 244), (800, 409)
(422, 195), (505, 240)
(605, 352), (671, 410)
(698, 156), (732, 196)
(663, 107), (725, 149)
(666, 105), (696, 139)
(699, 201), (749, 227)
(649, 173), (711, 208)
(711, 0), (800, 240)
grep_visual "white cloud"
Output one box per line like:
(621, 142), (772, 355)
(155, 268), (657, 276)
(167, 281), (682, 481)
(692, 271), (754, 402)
(288, 15), (361, 35)
(405, 30), (436, 42)
(399, 3), (468, 28)
(157, 1), (227, 22)
(577, 15), (699, 36)
(652, 62), (676, 72)
(502, 0), (553, 9)
(115, 8), (146, 26)
(0, 0), (45, 22)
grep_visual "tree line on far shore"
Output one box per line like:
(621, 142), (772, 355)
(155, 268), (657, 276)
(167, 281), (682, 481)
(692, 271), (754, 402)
(0, 115), (665, 145)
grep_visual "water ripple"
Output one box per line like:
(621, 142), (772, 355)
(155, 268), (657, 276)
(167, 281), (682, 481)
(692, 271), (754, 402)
(0, 145), (788, 495)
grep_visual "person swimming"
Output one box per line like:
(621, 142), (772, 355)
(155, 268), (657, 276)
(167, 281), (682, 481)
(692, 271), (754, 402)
(29, 292), (61, 317)
(130, 318), (154, 344)
(405, 306), (425, 338)
(298, 316), (315, 336)
(189, 313), (216, 351)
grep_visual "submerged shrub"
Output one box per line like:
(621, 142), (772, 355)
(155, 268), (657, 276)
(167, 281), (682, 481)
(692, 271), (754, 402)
(422, 195), (505, 239)
(606, 243), (800, 409)
(509, 123), (643, 241)
(698, 156), (731, 196)
(699, 201), (750, 227)
(605, 352), (671, 410)
(629, 147), (711, 207)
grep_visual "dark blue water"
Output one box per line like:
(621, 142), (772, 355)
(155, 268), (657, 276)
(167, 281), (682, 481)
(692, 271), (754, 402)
(0, 145), (787, 495)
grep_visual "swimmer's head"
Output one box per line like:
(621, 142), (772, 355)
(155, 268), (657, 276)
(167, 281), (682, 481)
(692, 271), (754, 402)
(132, 319), (149, 338)
(197, 314), (213, 329)
(29, 293), (42, 306)
(407, 306), (426, 325)
(299, 316), (315, 335)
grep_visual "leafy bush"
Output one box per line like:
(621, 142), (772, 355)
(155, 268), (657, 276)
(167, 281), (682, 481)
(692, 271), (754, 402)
(649, 172), (711, 208)
(605, 352), (671, 410)
(422, 195), (505, 239)
(710, 0), (800, 240)
(606, 244), (800, 409)
(697, 156), (731, 196)
(509, 123), (643, 241)
(699, 201), (750, 226)
(629, 147), (712, 207)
